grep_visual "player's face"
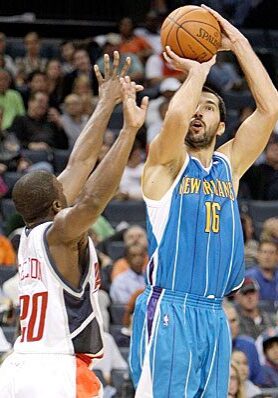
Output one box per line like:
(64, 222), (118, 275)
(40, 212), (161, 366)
(186, 92), (223, 149)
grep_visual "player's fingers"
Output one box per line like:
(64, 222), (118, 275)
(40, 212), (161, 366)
(166, 46), (181, 61)
(201, 4), (226, 23)
(120, 77), (129, 100)
(163, 51), (173, 64)
(140, 96), (149, 111)
(135, 84), (144, 92)
(104, 53), (110, 79)
(112, 51), (120, 78)
(93, 64), (104, 85)
(120, 57), (131, 77)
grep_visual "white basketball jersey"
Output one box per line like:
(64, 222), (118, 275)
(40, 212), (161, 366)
(14, 222), (104, 358)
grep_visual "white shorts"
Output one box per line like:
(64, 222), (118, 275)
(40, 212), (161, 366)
(0, 352), (103, 398)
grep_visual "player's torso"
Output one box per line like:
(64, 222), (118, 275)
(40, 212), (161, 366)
(14, 222), (103, 357)
(145, 152), (244, 297)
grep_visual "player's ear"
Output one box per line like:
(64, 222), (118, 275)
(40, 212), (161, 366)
(52, 200), (63, 214)
(216, 122), (225, 137)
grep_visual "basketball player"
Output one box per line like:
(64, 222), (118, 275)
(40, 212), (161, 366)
(130, 7), (278, 398)
(0, 56), (149, 397)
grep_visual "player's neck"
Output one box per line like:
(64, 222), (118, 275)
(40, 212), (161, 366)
(188, 146), (215, 168)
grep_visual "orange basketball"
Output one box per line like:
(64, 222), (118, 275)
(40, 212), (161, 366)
(161, 5), (221, 62)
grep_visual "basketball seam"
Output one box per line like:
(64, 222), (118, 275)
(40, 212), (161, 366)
(167, 9), (202, 26)
(173, 8), (201, 22)
(164, 19), (178, 51)
(181, 20), (220, 31)
(174, 22), (214, 56)
(176, 27), (186, 58)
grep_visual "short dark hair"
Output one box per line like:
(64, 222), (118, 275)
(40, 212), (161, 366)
(12, 171), (58, 224)
(27, 70), (47, 83)
(202, 86), (226, 123)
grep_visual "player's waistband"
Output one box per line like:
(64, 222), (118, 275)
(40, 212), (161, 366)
(145, 285), (223, 310)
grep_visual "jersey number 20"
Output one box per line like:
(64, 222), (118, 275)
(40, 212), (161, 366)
(19, 292), (48, 342)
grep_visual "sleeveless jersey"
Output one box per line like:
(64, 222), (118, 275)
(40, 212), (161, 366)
(14, 222), (104, 357)
(144, 151), (244, 297)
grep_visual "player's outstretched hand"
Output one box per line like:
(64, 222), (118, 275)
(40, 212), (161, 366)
(201, 4), (247, 51)
(94, 51), (143, 104)
(121, 76), (149, 132)
(163, 46), (216, 75)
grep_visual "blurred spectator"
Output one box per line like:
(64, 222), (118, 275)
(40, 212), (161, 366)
(110, 242), (146, 304)
(242, 136), (278, 200)
(62, 48), (98, 99)
(0, 234), (16, 266)
(72, 75), (96, 117)
(111, 225), (148, 281)
(207, 52), (245, 93)
(9, 91), (68, 150)
(0, 69), (25, 130)
(15, 32), (47, 76)
(145, 51), (184, 87)
(117, 140), (145, 200)
(235, 278), (276, 340)
(228, 361), (246, 398)
(96, 34), (144, 83)
(118, 17), (153, 63)
(231, 350), (262, 397)
(0, 105), (21, 172)
(261, 218), (278, 244)
(261, 327), (278, 388)
(240, 213), (258, 267)
(93, 331), (128, 395)
(60, 94), (88, 148)
(146, 77), (181, 128)
(147, 98), (169, 145)
(0, 326), (11, 354)
(45, 59), (64, 107)
(224, 301), (264, 385)
(0, 33), (17, 77)
(90, 215), (115, 244)
(114, 288), (145, 347)
(246, 240), (278, 302)
(59, 40), (75, 74)
(19, 70), (48, 108)
(135, 11), (162, 55)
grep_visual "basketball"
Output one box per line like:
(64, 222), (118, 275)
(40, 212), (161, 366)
(161, 5), (221, 62)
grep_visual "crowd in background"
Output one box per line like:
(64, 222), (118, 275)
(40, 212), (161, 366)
(0, 2), (277, 397)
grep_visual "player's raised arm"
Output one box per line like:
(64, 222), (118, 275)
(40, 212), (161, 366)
(147, 47), (216, 169)
(48, 77), (148, 243)
(58, 51), (142, 205)
(203, 5), (278, 179)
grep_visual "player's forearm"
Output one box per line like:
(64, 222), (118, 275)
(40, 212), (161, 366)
(68, 97), (115, 165)
(233, 39), (278, 115)
(80, 127), (138, 213)
(167, 67), (209, 126)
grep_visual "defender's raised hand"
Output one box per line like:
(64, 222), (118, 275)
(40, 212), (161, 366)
(94, 51), (143, 104)
(201, 4), (248, 51)
(121, 76), (149, 131)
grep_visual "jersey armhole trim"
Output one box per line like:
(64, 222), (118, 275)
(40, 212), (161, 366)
(142, 154), (189, 208)
(42, 225), (91, 297)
